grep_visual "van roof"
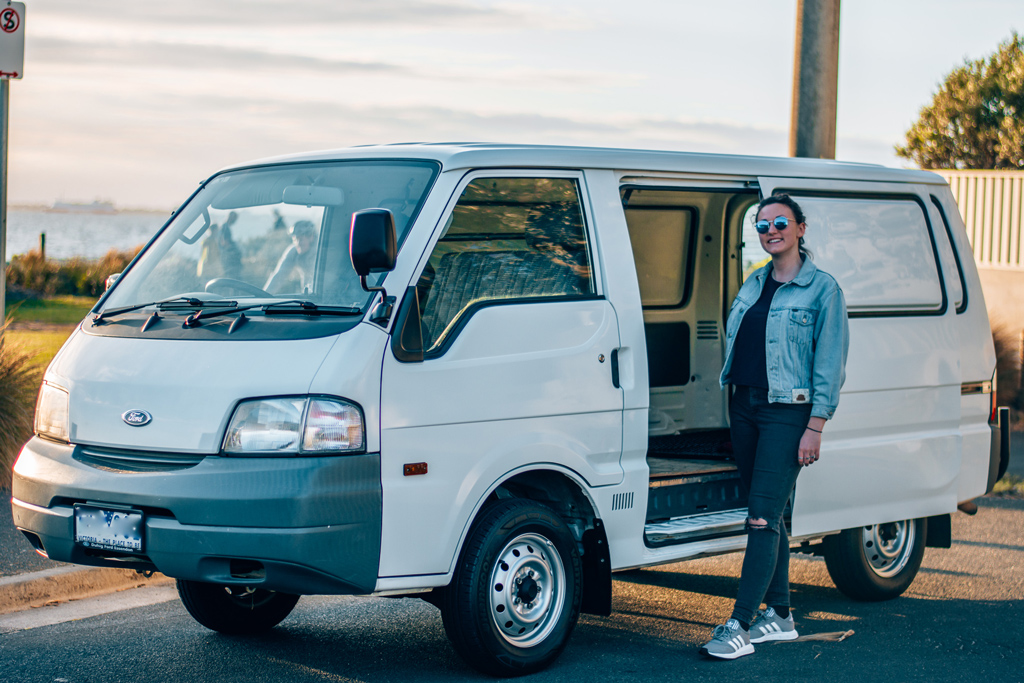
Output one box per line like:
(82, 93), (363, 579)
(221, 142), (944, 185)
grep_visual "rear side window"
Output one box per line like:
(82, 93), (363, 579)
(930, 195), (968, 313)
(795, 196), (944, 314)
(417, 177), (594, 352)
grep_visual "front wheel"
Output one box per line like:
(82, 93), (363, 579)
(823, 517), (927, 601)
(441, 499), (582, 677)
(176, 579), (300, 634)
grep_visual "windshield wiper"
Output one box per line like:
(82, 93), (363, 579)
(157, 299), (237, 310)
(180, 300), (362, 329)
(93, 296), (211, 324)
(262, 301), (362, 316)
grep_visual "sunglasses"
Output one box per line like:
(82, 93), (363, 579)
(755, 216), (791, 234)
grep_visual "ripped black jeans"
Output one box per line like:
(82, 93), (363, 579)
(729, 385), (813, 625)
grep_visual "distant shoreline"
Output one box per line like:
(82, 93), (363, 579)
(3, 208), (170, 261)
(9, 203), (173, 214)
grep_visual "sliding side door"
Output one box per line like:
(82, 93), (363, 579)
(757, 177), (961, 537)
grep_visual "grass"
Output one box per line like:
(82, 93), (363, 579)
(6, 295), (96, 325)
(5, 329), (74, 368)
(3, 295), (90, 368)
(990, 474), (1024, 498)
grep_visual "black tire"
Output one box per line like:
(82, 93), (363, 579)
(823, 517), (927, 601)
(176, 579), (300, 634)
(441, 499), (583, 677)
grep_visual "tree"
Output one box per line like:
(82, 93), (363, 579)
(896, 32), (1024, 169)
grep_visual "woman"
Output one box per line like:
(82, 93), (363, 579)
(700, 194), (849, 660)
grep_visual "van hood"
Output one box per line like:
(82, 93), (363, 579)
(47, 327), (363, 453)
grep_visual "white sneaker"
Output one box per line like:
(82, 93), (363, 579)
(749, 607), (799, 643)
(699, 618), (755, 659)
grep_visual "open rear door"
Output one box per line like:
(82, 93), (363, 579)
(757, 176), (961, 536)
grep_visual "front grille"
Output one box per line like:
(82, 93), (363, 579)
(74, 446), (206, 473)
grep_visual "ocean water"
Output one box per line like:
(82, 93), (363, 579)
(4, 208), (171, 260)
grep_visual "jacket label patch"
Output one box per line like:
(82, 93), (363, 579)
(792, 389), (810, 403)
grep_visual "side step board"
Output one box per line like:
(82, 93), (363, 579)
(645, 509), (748, 547)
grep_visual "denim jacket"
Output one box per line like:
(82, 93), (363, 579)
(720, 257), (849, 420)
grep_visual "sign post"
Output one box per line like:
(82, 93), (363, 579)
(0, 1), (24, 333)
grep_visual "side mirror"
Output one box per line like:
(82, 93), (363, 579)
(350, 208), (397, 284)
(105, 273), (122, 291)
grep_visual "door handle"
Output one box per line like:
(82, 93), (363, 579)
(611, 348), (620, 388)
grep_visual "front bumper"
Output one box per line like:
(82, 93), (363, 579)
(11, 437), (382, 595)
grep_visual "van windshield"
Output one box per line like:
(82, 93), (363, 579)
(102, 160), (439, 314)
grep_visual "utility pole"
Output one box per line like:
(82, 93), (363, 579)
(789, 0), (841, 159)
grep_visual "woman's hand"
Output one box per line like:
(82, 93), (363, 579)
(798, 417), (827, 466)
(798, 430), (821, 466)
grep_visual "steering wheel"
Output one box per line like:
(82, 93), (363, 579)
(204, 278), (274, 298)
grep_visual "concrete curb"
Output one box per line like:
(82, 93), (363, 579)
(0, 566), (173, 615)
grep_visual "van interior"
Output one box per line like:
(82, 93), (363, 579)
(620, 185), (768, 546)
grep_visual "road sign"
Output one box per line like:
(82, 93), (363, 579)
(0, 2), (25, 79)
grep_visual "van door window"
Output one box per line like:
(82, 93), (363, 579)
(418, 177), (595, 352)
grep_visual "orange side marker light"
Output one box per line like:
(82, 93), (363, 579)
(403, 462), (428, 476)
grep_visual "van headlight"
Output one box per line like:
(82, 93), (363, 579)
(35, 382), (70, 443)
(223, 397), (365, 456)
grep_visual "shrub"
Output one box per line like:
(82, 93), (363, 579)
(6, 246), (142, 297)
(992, 323), (1023, 424)
(896, 32), (1024, 170)
(0, 320), (43, 489)
(991, 473), (1024, 497)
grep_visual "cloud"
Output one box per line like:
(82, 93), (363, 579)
(8, 83), (901, 207)
(29, 36), (411, 76)
(10, 88), (799, 206)
(36, 0), (534, 30)
(26, 35), (637, 91)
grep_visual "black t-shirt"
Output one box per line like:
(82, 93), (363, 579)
(729, 275), (783, 389)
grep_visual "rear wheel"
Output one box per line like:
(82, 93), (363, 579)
(441, 499), (582, 677)
(176, 579), (300, 634)
(823, 517), (927, 601)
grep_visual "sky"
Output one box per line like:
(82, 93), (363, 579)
(4, 0), (1023, 209)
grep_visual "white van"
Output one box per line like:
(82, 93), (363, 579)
(13, 144), (1011, 676)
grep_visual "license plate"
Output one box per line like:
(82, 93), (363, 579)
(74, 504), (144, 554)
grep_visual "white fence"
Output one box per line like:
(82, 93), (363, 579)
(936, 170), (1024, 271)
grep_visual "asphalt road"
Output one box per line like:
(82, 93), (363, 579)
(1, 495), (1021, 683)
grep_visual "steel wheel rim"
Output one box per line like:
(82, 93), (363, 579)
(488, 532), (566, 647)
(222, 585), (275, 608)
(860, 520), (915, 578)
